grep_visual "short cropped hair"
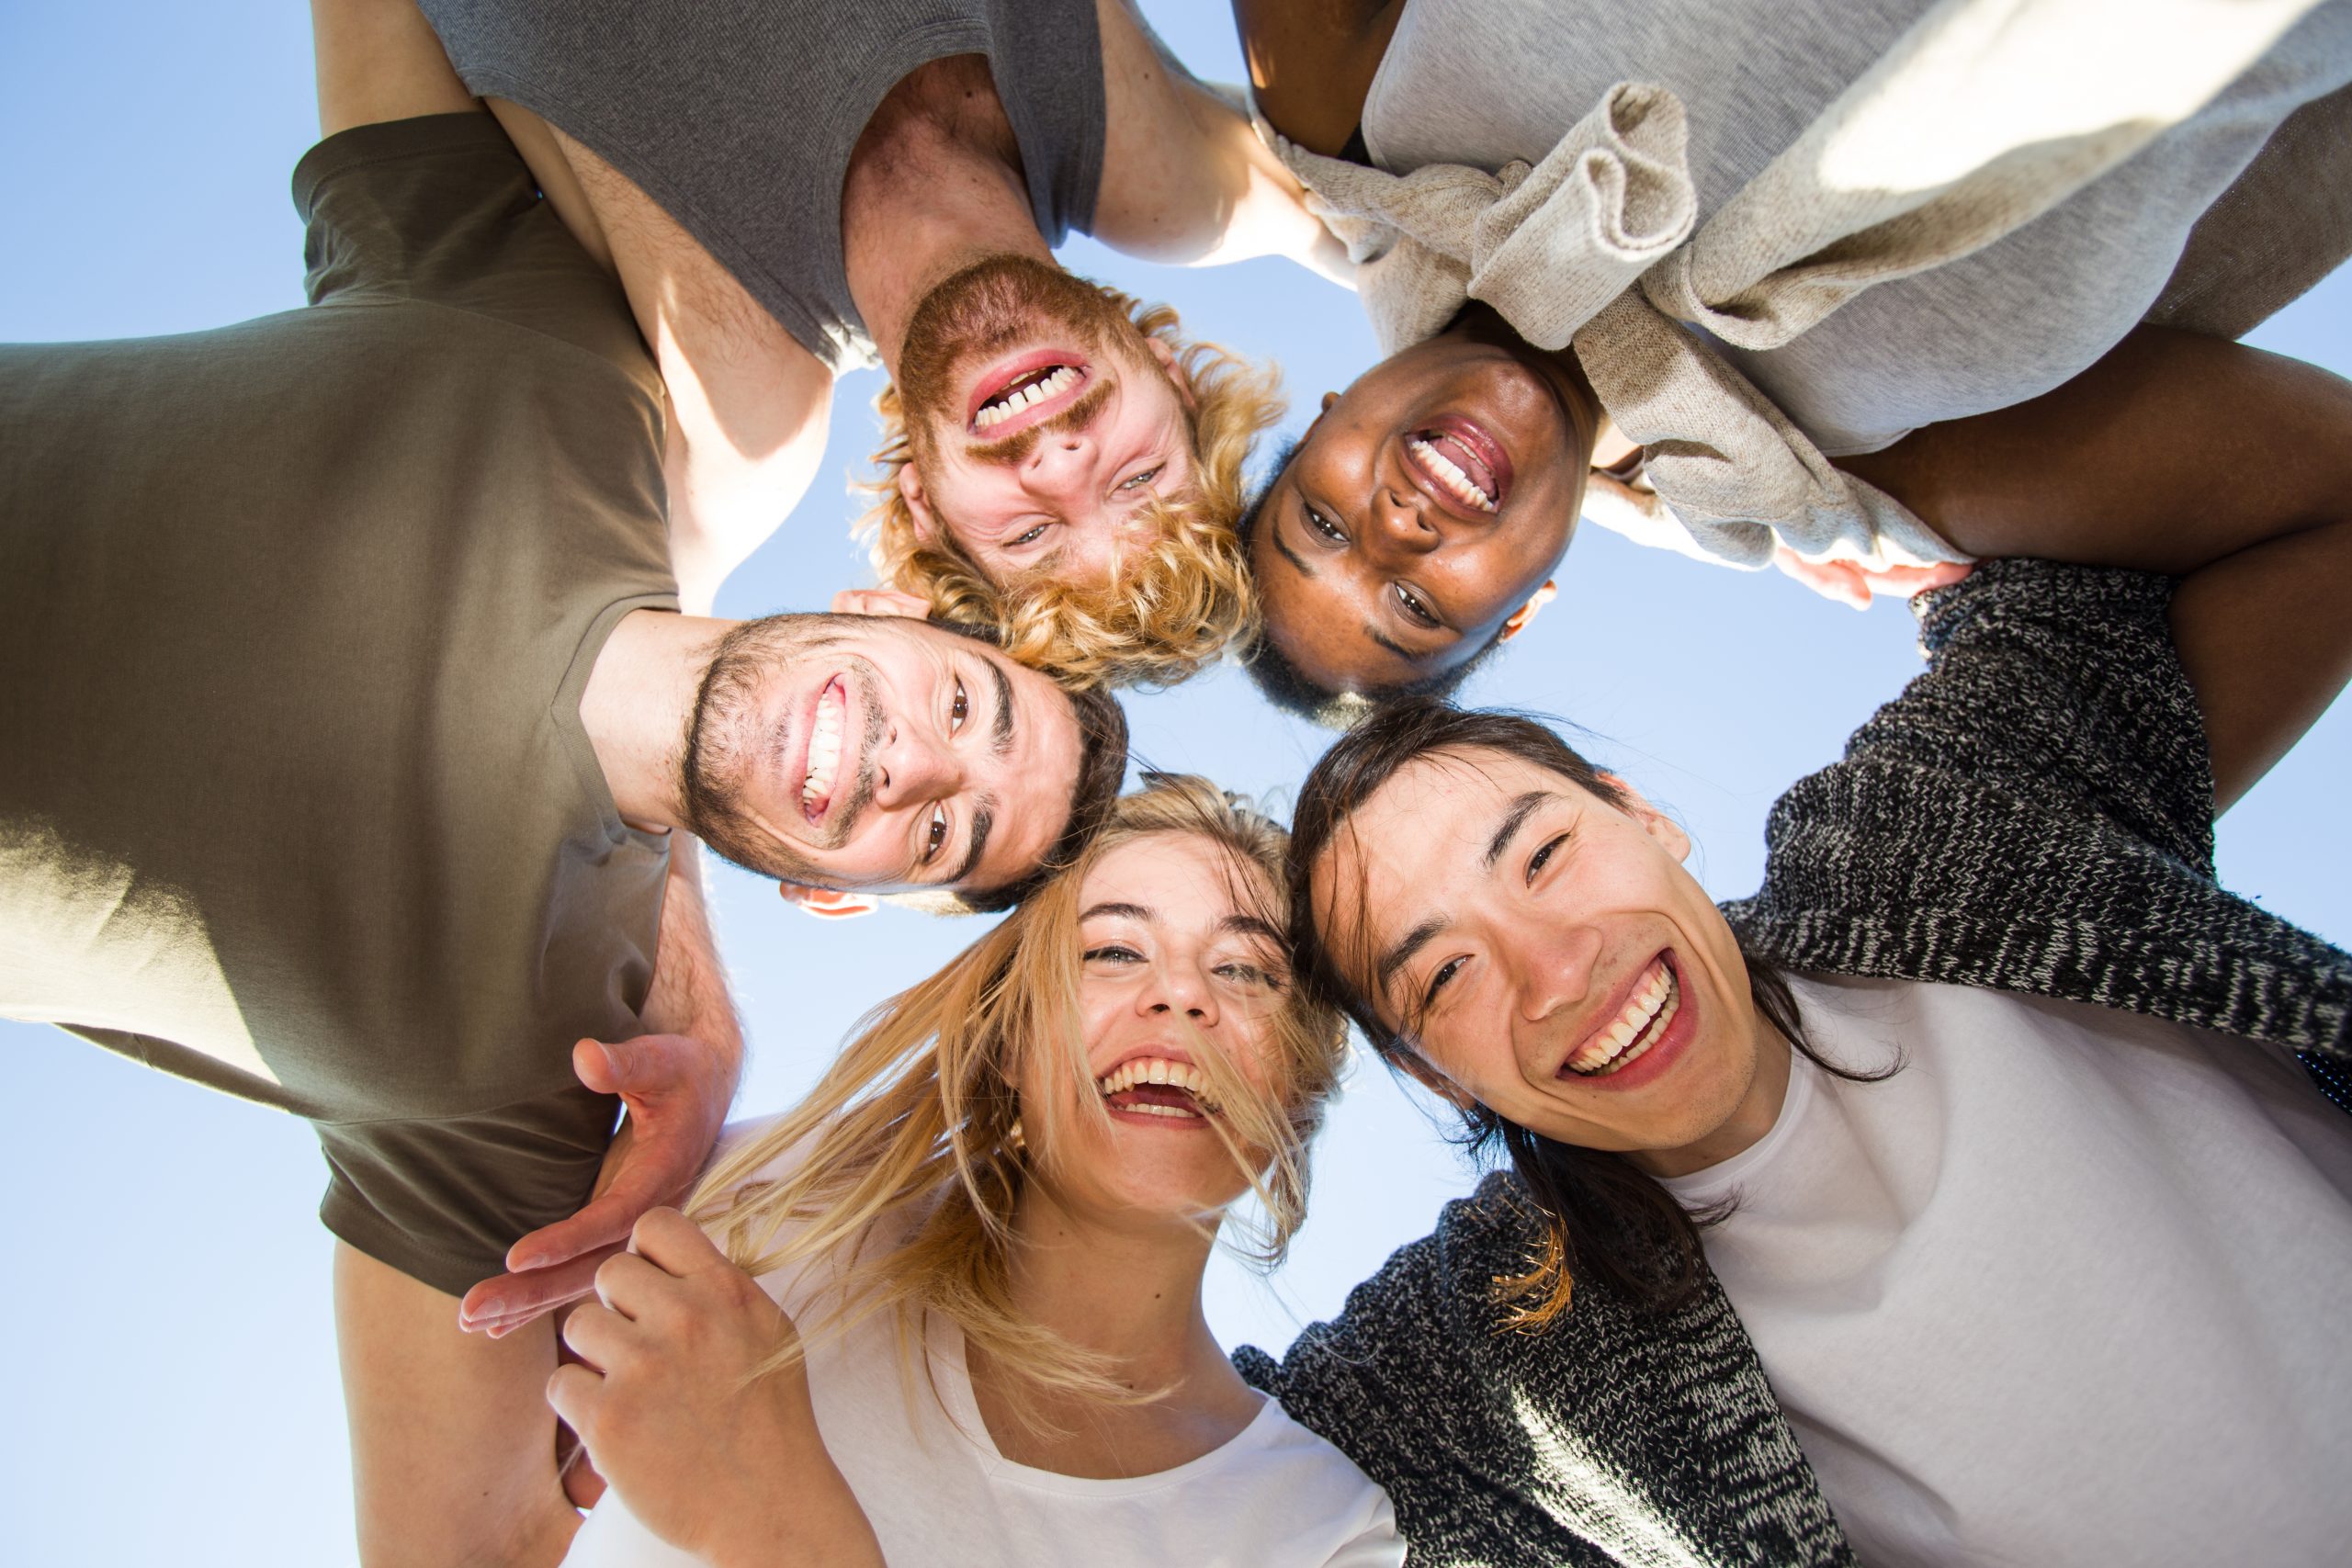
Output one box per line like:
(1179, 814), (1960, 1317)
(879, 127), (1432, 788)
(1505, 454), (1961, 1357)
(857, 288), (1283, 691)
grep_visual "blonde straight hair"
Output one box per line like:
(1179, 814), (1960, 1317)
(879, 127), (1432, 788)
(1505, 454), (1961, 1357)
(688, 775), (1346, 1417)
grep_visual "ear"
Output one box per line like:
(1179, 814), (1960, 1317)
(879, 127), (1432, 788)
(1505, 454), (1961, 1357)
(830, 586), (933, 619)
(1596, 772), (1692, 863)
(1498, 579), (1558, 642)
(1392, 1046), (1476, 1111)
(1143, 335), (1197, 415)
(896, 464), (940, 547)
(778, 884), (880, 919)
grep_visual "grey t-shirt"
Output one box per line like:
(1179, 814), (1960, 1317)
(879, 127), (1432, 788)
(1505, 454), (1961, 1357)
(420, 0), (1108, 372)
(1362, 0), (2352, 453)
(0, 113), (679, 1296)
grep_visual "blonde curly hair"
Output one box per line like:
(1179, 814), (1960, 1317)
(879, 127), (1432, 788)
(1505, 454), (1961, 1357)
(857, 290), (1283, 691)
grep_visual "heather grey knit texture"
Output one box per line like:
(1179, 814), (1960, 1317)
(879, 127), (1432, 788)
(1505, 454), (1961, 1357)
(419, 0), (1104, 372)
(1240, 560), (2352, 1565)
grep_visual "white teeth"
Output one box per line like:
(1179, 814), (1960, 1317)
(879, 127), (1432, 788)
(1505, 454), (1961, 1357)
(1408, 437), (1497, 512)
(1094, 1055), (1219, 1113)
(976, 366), (1078, 428)
(802, 682), (844, 807)
(1566, 962), (1679, 1077)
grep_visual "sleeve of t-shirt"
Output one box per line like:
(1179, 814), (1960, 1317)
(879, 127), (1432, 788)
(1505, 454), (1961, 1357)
(315, 1083), (616, 1299)
(289, 111), (652, 373)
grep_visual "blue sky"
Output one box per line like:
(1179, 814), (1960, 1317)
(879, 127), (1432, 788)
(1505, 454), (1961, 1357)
(3, 5), (2346, 1562)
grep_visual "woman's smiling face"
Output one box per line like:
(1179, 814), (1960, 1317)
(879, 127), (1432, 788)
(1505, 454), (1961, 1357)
(1018, 831), (1293, 1221)
(1249, 316), (1597, 698)
(1310, 747), (1779, 1174)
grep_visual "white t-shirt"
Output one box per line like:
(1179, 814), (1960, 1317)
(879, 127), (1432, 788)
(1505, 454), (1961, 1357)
(561, 1125), (1403, 1568)
(1660, 976), (2352, 1568)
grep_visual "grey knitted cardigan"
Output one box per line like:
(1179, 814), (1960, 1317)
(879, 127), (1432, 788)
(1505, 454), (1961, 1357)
(1238, 559), (2352, 1567)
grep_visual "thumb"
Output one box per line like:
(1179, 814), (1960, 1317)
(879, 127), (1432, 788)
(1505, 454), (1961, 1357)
(572, 1035), (690, 1100)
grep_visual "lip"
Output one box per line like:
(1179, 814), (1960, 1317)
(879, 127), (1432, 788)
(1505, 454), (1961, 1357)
(1551, 951), (1698, 1094)
(963, 347), (1095, 438)
(792, 673), (851, 830)
(1097, 1045), (1217, 1130)
(1400, 415), (1513, 525)
(1426, 413), (1513, 506)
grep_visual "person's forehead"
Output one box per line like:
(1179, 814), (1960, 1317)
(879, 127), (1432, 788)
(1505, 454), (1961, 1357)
(1082, 833), (1257, 918)
(1327, 750), (1562, 897)
(968, 662), (1079, 885)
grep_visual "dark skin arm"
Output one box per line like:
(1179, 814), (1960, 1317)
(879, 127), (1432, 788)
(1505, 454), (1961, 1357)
(1841, 325), (2352, 811)
(1229, 0), (1405, 155)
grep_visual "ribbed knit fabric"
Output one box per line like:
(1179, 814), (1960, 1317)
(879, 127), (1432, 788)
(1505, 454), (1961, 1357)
(419, 0), (1105, 372)
(1241, 560), (2352, 1564)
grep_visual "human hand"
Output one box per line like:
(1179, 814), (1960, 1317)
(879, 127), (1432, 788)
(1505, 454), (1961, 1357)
(459, 1033), (735, 1337)
(548, 1211), (883, 1567)
(1772, 546), (1974, 610)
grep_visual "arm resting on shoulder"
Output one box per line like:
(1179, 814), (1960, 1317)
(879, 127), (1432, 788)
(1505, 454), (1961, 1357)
(337, 1243), (578, 1567)
(481, 102), (833, 613)
(1842, 326), (2352, 810)
(1087, 0), (1354, 284)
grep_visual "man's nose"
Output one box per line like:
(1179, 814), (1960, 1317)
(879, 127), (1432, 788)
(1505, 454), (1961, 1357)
(1512, 922), (1604, 1026)
(872, 729), (962, 808)
(1023, 432), (1097, 505)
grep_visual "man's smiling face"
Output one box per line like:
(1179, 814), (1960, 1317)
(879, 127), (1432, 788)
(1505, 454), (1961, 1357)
(894, 255), (1197, 589)
(1250, 321), (1595, 697)
(682, 613), (1086, 897)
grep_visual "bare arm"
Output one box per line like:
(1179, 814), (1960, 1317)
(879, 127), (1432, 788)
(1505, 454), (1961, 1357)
(1088, 0), (1353, 284)
(1839, 325), (2352, 808)
(482, 104), (834, 612)
(337, 1245), (578, 1566)
(311, 0), (474, 137)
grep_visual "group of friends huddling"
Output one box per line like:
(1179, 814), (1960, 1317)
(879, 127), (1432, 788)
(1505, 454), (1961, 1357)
(7, 0), (2352, 1563)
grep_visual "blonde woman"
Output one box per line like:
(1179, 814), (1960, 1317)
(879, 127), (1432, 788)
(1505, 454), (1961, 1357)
(547, 777), (1403, 1568)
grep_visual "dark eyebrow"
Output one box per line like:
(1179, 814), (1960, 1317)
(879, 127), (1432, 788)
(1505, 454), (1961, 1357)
(1365, 624), (1417, 661)
(950, 795), (997, 886)
(1081, 900), (1152, 921)
(1485, 791), (1555, 869)
(1374, 914), (1449, 998)
(988, 660), (1014, 757)
(1218, 913), (1283, 943)
(1272, 508), (1317, 579)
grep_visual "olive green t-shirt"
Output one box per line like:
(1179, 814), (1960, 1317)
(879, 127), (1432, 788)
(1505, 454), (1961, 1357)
(0, 114), (679, 1296)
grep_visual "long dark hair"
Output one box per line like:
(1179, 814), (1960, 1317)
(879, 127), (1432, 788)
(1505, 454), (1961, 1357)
(1289, 700), (1886, 1323)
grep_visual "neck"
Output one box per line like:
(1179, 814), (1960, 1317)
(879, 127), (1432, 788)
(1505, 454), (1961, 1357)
(581, 607), (733, 831)
(998, 1182), (1237, 1401)
(1634, 1007), (1795, 1179)
(840, 62), (1054, 379)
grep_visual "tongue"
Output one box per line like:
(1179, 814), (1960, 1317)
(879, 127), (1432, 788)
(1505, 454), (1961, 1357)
(1106, 1085), (1203, 1115)
(1430, 432), (1496, 501)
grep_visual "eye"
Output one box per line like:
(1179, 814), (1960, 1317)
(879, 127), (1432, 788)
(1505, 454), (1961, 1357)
(921, 805), (949, 864)
(1216, 960), (1283, 990)
(1525, 830), (1569, 885)
(948, 676), (968, 735)
(1117, 465), (1164, 493)
(1083, 943), (1144, 964)
(1008, 524), (1049, 548)
(1393, 583), (1441, 628)
(1304, 503), (1347, 544)
(1422, 955), (1468, 1010)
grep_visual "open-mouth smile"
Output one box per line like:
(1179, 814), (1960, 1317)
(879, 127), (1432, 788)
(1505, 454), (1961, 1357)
(1402, 415), (1513, 518)
(967, 349), (1093, 438)
(1560, 953), (1681, 1078)
(1097, 1053), (1221, 1124)
(797, 674), (849, 825)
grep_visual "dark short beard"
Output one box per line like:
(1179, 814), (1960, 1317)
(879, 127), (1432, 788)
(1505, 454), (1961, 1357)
(894, 254), (1146, 465)
(679, 615), (869, 886)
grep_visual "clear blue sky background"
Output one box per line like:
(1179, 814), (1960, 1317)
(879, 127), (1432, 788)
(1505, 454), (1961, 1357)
(3, 5), (2346, 1562)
